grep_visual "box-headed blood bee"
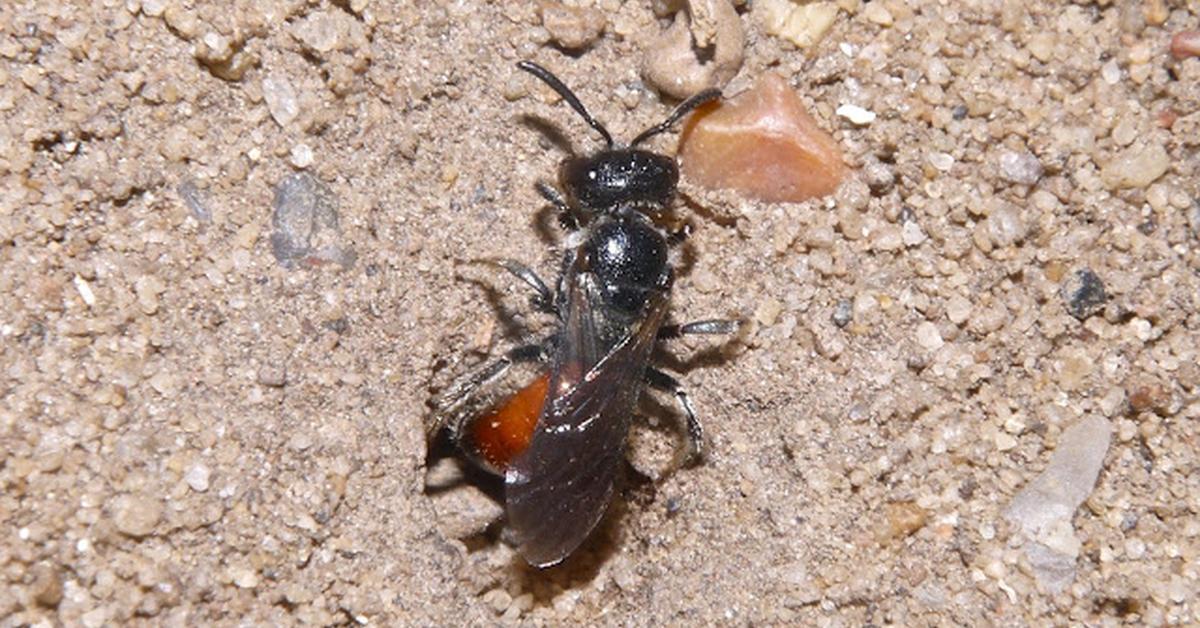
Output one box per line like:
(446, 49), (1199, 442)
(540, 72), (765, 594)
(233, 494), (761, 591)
(429, 61), (737, 568)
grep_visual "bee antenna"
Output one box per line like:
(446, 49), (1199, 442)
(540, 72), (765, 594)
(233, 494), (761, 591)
(517, 61), (614, 149)
(630, 88), (721, 147)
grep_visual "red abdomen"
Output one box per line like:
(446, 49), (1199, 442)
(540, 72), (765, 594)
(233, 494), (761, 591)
(468, 373), (549, 472)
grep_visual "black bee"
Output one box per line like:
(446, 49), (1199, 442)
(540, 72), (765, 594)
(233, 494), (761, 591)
(430, 61), (737, 568)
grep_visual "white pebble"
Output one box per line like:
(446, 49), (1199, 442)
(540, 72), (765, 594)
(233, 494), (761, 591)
(185, 463), (211, 492)
(928, 152), (955, 171)
(916, 321), (944, 350)
(836, 104), (876, 125)
(290, 143), (314, 168)
(262, 74), (300, 127)
(73, 275), (96, 307)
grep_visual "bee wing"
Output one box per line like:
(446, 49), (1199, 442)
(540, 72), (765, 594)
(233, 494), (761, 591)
(504, 274), (669, 567)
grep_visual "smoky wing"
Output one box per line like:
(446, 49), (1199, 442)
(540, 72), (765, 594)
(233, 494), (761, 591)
(504, 273), (669, 567)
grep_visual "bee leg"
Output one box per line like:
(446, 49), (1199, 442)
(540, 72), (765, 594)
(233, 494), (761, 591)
(644, 367), (703, 466)
(492, 259), (556, 314)
(666, 223), (693, 247)
(657, 319), (740, 339)
(433, 343), (548, 444)
(536, 181), (579, 231)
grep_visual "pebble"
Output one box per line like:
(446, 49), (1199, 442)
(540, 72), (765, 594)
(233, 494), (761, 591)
(135, 275), (165, 315)
(230, 565), (259, 589)
(862, 2), (894, 26)
(831, 299), (853, 328)
(900, 220), (926, 246)
(1004, 415), (1112, 593)
(986, 203), (1026, 247)
(998, 150), (1043, 185)
(262, 74), (300, 127)
(1169, 30), (1200, 60)
(538, 1), (606, 50)
(185, 463), (211, 492)
(679, 73), (847, 203)
(177, 180), (212, 222)
(73, 275), (96, 307)
(290, 143), (314, 168)
(270, 173), (355, 269)
(915, 321), (943, 351)
(294, 11), (343, 54)
(758, 0), (839, 48)
(111, 493), (164, 538)
(836, 103), (876, 125)
(31, 562), (63, 607)
(1060, 268), (1107, 320)
(1100, 143), (1170, 190)
(927, 152), (954, 172)
(945, 295), (972, 325)
(877, 501), (927, 543)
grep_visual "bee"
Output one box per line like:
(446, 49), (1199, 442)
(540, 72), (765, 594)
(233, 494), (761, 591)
(430, 61), (737, 568)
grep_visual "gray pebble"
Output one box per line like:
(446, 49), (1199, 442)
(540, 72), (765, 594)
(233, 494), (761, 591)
(998, 149), (1043, 186)
(1060, 268), (1107, 320)
(270, 173), (355, 269)
(831, 299), (853, 328)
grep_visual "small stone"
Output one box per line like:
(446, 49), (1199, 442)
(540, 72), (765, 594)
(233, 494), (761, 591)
(877, 501), (927, 543)
(262, 74), (300, 127)
(1100, 143), (1170, 190)
(31, 563), (63, 607)
(870, 224), (903, 251)
(915, 321), (943, 351)
(755, 298), (782, 326)
(945, 295), (972, 325)
(257, 365), (287, 387)
(290, 143), (314, 168)
(270, 173), (355, 270)
(430, 485), (505, 540)
(538, 1), (606, 50)
(135, 275), (165, 315)
(1101, 59), (1121, 85)
(230, 565), (259, 589)
(159, 125), (194, 162)
(862, 158), (895, 194)
(185, 463), (211, 492)
(483, 587), (513, 614)
(1060, 268), (1107, 320)
(836, 103), (876, 125)
(757, 0), (839, 48)
(1170, 30), (1200, 60)
(1004, 415), (1113, 593)
(928, 152), (954, 172)
(177, 180), (212, 222)
(998, 150), (1043, 185)
(831, 299), (852, 328)
(73, 275), (96, 307)
(862, 2), (894, 26)
(81, 608), (108, 628)
(111, 493), (164, 538)
(142, 0), (166, 17)
(901, 220), (926, 246)
(680, 73), (848, 203)
(294, 11), (343, 53)
(987, 203), (1027, 247)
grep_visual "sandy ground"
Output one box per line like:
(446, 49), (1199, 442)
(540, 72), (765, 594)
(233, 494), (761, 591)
(2, 0), (1199, 625)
